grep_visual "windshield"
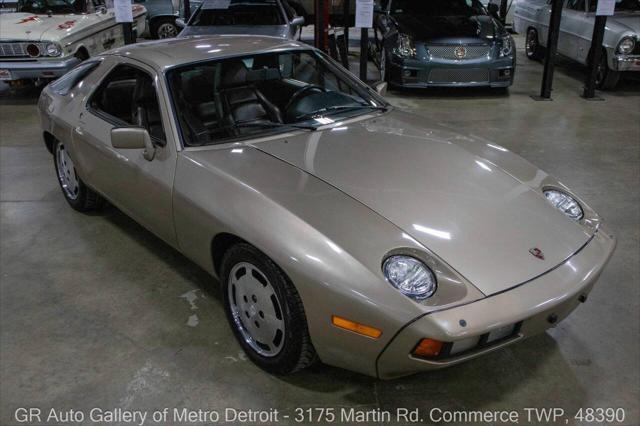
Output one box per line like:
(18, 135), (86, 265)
(16, 0), (80, 13)
(167, 49), (386, 146)
(390, 0), (487, 16)
(589, 0), (640, 12)
(190, 0), (284, 26)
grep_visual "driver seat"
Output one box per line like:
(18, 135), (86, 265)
(219, 60), (283, 126)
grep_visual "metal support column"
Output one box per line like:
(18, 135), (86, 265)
(315, 0), (328, 51)
(184, 0), (191, 21)
(532, 0), (563, 100)
(123, 22), (134, 44)
(360, 28), (368, 81)
(582, 15), (607, 100)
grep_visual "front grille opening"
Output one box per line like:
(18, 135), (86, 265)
(412, 321), (522, 361)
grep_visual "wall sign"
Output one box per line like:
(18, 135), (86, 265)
(596, 0), (616, 16)
(114, 0), (133, 23)
(355, 0), (374, 28)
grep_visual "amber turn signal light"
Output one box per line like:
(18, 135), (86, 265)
(331, 315), (382, 339)
(413, 338), (444, 358)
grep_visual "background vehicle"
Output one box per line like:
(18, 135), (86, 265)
(513, 0), (640, 89)
(134, 0), (202, 39)
(0, 0), (146, 86)
(38, 35), (615, 378)
(370, 0), (516, 88)
(178, 0), (304, 39)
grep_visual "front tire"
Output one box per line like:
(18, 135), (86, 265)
(221, 243), (317, 374)
(525, 28), (544, 60)
(152, 18), (179, 39)
(594, 50), (620, 90)
(53, 139), (103, 212)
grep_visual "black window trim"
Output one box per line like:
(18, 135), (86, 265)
(50, 58), (102, 96)
(87, 59), (167, 147)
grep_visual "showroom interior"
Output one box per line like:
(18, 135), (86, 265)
(0, 0), (638, 425)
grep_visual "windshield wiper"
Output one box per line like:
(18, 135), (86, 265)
(234, 122), (318, 131)
(295, 104), (388, 122)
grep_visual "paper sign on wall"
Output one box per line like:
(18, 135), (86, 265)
(355, 0), (374, 28)
(596, 0), (616, 16)
(114, 0), (133, 23)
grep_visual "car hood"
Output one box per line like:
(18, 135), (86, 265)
(179, 25), (289, 38)
(610, 13), (640, 33)
(0, 13), (75, 41)
(252, 111), (592, 296)
(0, 8), (145, 41)
(392, 13), (500, 43)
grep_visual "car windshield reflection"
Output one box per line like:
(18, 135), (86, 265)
(166, 49), (387, 146)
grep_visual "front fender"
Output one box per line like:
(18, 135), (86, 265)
(173, 145), (483, 376)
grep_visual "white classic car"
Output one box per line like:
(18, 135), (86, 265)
(513, 0), (639, 89)
(0, 0), (146, 85)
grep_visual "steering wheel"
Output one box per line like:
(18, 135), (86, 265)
(284, 84), (327, 118)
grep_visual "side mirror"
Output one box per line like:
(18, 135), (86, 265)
(487, 3), (500, 18)
(373, 81), (387, 96)
(111, 127), (156, 161)
(175, 18), (185, 28)
(290, 15), (305, 26)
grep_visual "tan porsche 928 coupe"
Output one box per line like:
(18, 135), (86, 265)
(38, 35), (616, 379)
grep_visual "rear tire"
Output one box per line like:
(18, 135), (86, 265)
(221, 243), (317, 374)
(53, 139), (103, 212)
(525, 28), (544, 61)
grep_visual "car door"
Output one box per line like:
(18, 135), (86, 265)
(559, 0), (587, 58)
(72, 57), (178, 246)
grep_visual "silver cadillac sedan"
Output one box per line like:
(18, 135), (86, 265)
(38, 35), (615, 379)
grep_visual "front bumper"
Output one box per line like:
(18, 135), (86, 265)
(387, 54), (515, 88)
(377, 226), (616, 379)
(0, 55), (80, 81)
(612, 54), (640, 72)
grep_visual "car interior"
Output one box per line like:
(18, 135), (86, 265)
(90, 65), (166, 143)
(167, 51), (371, 146)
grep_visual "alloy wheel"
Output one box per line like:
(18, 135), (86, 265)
(55, 143), (79, 200)
(380, 48), (387, 81)
(526, 30), (537, 58)
(228, 262), (286, 357)
(157, 22), (178, 39)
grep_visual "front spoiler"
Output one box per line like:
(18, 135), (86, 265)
(376, 225), (616, 379)
(0, 56), (80, 80)
(387, 56), (515, 88)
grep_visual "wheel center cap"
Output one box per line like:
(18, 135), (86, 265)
(249, 305), (257, 316)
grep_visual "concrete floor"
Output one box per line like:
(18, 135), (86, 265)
(1, 37), (639, 425)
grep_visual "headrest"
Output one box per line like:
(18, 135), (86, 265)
(220, 60), (249, 88)
(181, 71), (215, 104)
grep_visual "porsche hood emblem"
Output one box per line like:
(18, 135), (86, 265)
(529, 248), (545, 260)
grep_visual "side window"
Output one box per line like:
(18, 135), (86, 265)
(90, 64), (166, 143)
(50, 60), (101, 96)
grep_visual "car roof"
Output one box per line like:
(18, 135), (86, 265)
(107, 35), (309, 71)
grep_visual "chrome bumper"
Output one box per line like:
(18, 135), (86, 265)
(613, 54), (640, 72)
(0, 56), (81, 80)
(376, 226), (616, 379)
